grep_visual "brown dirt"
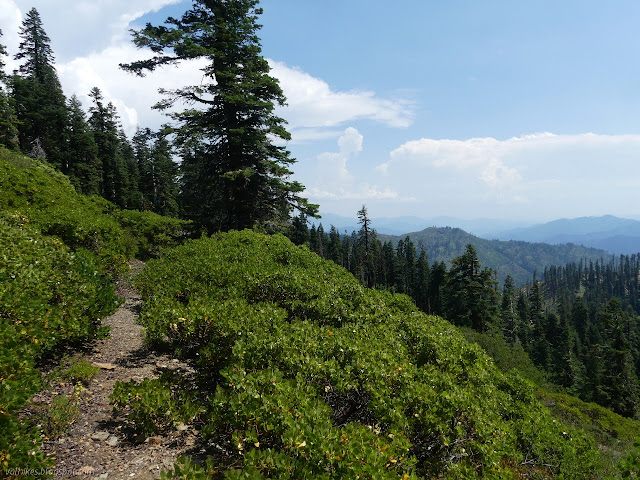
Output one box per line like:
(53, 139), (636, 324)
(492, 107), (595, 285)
(39, 260), (198, 479)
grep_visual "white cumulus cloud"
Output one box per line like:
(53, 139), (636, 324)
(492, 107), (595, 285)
(307, 127), (411, 204)
(0, 0), (183, 62)
(58, 43), (207, 136)
(268, 60), (415, 131)
(378, 132), (640, 219)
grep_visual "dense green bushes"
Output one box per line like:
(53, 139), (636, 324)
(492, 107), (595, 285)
(0, 148), (194, 272)
(0, 219), (119, 472)
(130, 230), (599, 478)
(0, 149), (129, 272)
(0, 148), (195, 474)
(112, 209), (198, 260)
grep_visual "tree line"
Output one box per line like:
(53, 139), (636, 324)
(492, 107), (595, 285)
(0, 10), (179, 216)
(0, 2), (317, 229)
(289, 206), (498, 329)
(294, 206), (640, 419)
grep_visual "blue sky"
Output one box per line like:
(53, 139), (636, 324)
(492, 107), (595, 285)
(1, 0), (640, 224)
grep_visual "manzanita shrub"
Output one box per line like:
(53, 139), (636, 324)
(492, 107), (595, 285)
(0, 149), (196, 475)
(0, 149), (194, 272)
(112, 209), (198, 260)
(0, 219), (119, 472)
(131, 230), (598, 479)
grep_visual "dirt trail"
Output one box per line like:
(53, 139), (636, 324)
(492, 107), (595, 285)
(41, 261), (197, 479)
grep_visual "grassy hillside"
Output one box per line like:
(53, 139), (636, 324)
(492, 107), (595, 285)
(385, 226), (609, 285)
(127, 229), (610, 479)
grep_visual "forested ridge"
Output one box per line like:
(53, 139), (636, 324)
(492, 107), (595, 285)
(300, 208), (640, 419)
(2, 1), (640, 478)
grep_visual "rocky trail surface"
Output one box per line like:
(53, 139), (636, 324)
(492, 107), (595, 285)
(39, 261), (198, 479)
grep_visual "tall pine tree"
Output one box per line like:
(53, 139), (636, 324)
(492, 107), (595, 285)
(150, 136), (180, 216)
(444, 244), (499, 332)
(121, 0), (317, 231)
(88, 87), (123, 205)
(12, 8), (67, 165)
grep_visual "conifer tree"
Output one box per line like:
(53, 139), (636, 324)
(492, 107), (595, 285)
(88, 87), (123, 205)
(12, 8), (67, 165)
(149, 136), (179, 216)
(597, 298), (640, 417)
(327, 226), (343, 267)
(121, 0), (318, 231)
(381, 241), (397, 288)
(428, 261), (447, 316)
(0, 29), (6, 80)
(357, 205), (375, 287)
(516, 291), (531, 346)
(571, 298), (590, 345)
(500, 275), (519, 343)
(66, 95), (100, 194)
(132, 127), (155, 210)
(529, 281), (550, 369)
(118, 129), (143, 210)
(444, 244), (499, 332)
(414, 250), (430, 312)
(288, 212), (309, 246)
(0, 88), (18, 150)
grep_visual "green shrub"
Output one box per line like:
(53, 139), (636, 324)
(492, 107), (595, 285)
(113, 209), (196, 260)
(48, 357), (100, 386)
(31, 393), (81, 439)
(0, 219), (118, 472)
(0, 147), (194, 474)
(459, 328), (550, 388)
(0, 149), (130, 273)
(111, 372), (204, 437)
(0, 149), (194, 272)
(131, 230), (599, 479)
(160, 457), (218, 480)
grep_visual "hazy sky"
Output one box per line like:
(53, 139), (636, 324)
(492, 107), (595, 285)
(1, 0), (640, 222)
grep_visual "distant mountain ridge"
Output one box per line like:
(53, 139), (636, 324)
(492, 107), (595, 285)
(314, 212), (530, 237)
(487, 215), (640, 255)
(384, 226), (610, 286)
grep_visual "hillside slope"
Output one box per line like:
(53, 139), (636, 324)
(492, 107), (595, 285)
(132, 230), (602, 478)
(2, 148), (638, 478)
(385, 226), (610, 285)
(0, 148), (193, 474)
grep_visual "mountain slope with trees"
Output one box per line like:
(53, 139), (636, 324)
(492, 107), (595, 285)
(132, 230), (599, 479)
(388, 226), (610, 285)
(3, 1), (640, 478)
(3, 147), (640, 478)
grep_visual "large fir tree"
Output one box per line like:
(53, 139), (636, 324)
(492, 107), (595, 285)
(88, 87), (124, 205)
(121, 0), (318, 231)
(12, 8), (68, 165)
(444, 244), (499, 332)
(149, 136), (180, 216)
